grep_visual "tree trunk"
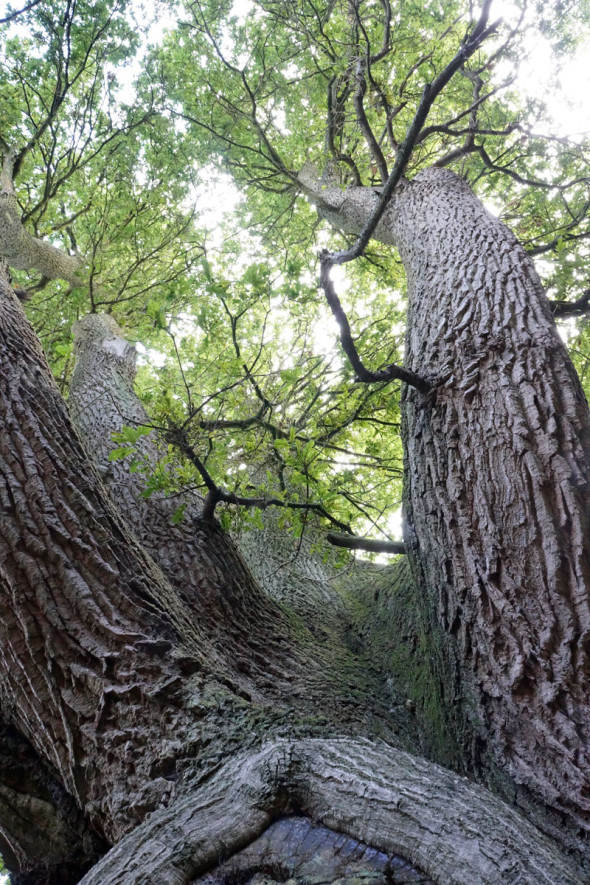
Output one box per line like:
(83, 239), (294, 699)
(1, 166), (589, 884)
(302, 166), (590, 849)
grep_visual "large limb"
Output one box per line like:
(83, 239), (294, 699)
(68, 314), (357, 692)
(0, 147), (83, 284)
(78, 738), (586, 885)
(0, 265), (251, 842)
(69, 312), (438, 765)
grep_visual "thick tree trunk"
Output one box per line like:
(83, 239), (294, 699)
(0, 280), (404, 857)
(68, 314), (402, 662)
(1, 173), (589, 883)
(77, 738), (586, 885)
(0, 269), (220, 842)
(396, 169), (590, 838)
(66, 314), (418, 740)
(302, 166), (590, 849)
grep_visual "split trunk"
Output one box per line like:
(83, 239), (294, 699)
(0, 166), (589, 884)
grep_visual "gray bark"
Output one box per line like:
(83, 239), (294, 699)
(78, 739), (587, 885)
(0, 189), (83, 284)
(0, 269), (216, 842)
(68, 314), (398, 677)
(302, 166), (590, 847)
(0, 166), (589, 885)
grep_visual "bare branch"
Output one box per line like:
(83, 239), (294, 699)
(550, 289), (590, 318)
(353, 58), (389, 184)
(314, 3), (498, 394)
(326, 532), (405, 555)
(326, 76), (362, 184)
(167, 425), (352, 531)
(477, 145), (589, 192)
(319, 254), (431, 393)
(328, 1), (499, 267)
(0, 0), (42, 24)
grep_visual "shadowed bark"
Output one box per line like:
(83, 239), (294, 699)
(0, 165), (589, 884)
(0, 713), (107, 885)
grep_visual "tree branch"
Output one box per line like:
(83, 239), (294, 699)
(0, 0), (42, 25)
(353, 59), (388, 185)
(326, 531), (405, 555)
(319, 254), (431, 393)
(167, 426), (352, 532)
(328, 1), (498, 268)
(315, 3), (498, 392)
(550, 289), (590, 318)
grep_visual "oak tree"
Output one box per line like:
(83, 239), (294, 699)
(1, 0), (590, 883)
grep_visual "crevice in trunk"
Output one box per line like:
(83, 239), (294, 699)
(192, 816), (435, 885)
(0, 713), (107, 884)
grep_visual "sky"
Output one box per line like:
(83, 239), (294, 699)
(0, 0), (588, 878)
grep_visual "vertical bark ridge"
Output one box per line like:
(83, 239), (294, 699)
(67, 314), (334, 695)
(0, 273), (235, 840)
(387, 168), (590, 832)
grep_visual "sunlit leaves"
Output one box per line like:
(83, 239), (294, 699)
(2, 0), (590, 550)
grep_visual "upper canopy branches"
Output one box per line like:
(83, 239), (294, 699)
(1, 0), (590, 547)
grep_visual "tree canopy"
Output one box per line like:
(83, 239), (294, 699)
(1, 0), (590, 548)
(3, 2), (590, 882)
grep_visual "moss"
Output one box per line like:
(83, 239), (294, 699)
(339, 556), (465, 770)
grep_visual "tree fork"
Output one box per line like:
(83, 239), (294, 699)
(78, 739), (586, 885)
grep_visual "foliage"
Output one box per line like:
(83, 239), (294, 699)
(1, 0), (590, 547)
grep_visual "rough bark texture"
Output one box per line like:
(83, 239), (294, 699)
(0, 270), (219, 842)
(1, 167), (589, 884)
(302, 167), (590, 851)
(0, 285), (404, 865)
(67, 312), (419, 739)
(0, 189), (83, 284)
(77, 739), (587, 885)
(395, 169), (590, 839)
(194, 816), (435, 885)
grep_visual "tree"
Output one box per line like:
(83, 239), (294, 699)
(0, 0), (590, 882)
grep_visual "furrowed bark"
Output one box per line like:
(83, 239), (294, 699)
(68, 314), (298, 694)
(304, 166), (590, 850)
(78, 739), (587, 885)
(0, 212), (585, 885)
(0, 267), (229, 841)
(395, 169), (590, 843)
(67, 313), (419, 734)
(67, 314), (379, 707)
